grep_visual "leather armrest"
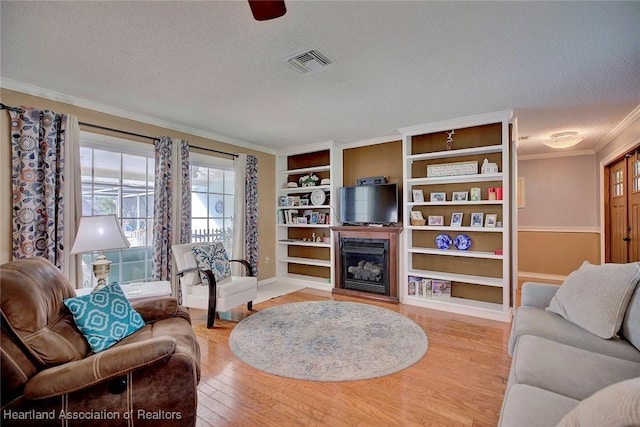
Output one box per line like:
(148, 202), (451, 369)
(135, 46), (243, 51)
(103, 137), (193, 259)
(230, 259), (254, 276)
(132, 297), (179, 322)
(24, 336), (176, 399)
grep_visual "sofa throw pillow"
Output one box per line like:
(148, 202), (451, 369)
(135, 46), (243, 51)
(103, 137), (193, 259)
(546, 261), (640, 339)
(64, 284), (145, 353)
(555, 377), (640, 427)
(191, 243), (231, 285)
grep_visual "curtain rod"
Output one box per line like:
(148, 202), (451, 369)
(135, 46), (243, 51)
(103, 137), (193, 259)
(1, 102), (238, 158)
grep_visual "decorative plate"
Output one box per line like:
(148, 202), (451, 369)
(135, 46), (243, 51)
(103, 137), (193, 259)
(435, 233), (452, 250)
(310, 189), (326, 206)
(453, 234), (472, 250)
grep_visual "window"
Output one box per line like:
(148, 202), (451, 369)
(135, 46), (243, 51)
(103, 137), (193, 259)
(79, 133), (155, 287)
(77, 134), (235, 287)
(190, 153), (235, 256)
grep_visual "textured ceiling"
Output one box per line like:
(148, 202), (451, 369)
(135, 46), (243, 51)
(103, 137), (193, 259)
(2, 1), (639, 155)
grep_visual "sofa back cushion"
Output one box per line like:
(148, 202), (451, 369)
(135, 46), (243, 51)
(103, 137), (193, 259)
(621, 285), (640, 351)
(546, 261), (640, 339)
(0, 258), (89, 367)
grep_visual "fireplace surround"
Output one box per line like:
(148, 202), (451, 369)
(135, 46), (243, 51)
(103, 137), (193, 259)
(331, 226), (402, 303)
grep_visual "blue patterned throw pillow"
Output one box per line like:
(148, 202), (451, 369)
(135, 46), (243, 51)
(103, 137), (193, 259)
(192, 243), (231, 285)
(64, 284), (145, 353)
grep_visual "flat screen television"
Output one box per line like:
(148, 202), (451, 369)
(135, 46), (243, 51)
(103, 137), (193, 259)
(339, 183), (398, 225)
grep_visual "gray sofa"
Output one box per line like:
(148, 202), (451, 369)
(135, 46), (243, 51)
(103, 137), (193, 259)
(499, 278), (640, 427)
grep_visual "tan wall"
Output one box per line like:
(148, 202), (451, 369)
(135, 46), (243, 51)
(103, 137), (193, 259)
(0, 89), (276, 280)
(343, 140), (404, 222)
(518, 230), (600, 276)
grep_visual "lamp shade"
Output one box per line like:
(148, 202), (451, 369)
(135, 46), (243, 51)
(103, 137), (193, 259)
(71, 215), (130, 254)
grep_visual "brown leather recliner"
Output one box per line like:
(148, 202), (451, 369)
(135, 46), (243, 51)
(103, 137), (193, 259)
(1, 257), (201, 426)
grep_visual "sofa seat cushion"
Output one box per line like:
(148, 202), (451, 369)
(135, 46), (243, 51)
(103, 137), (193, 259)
(547, 261), (640, 339)
(556, 377), (640, 427)
(498, 384), (578, 427)
(509, 306), (640, 362)
(188, 276), (257, 298)
(510, 335), (640, 400)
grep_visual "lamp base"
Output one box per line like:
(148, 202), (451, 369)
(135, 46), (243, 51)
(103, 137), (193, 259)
(91, 253), (112, 293)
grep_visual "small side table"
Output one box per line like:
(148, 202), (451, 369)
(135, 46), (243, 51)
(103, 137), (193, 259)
(75, 281), (171, 302)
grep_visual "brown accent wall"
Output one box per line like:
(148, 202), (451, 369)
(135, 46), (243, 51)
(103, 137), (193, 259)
(343, 140), (404, 223)
(0, 89), (276, 280)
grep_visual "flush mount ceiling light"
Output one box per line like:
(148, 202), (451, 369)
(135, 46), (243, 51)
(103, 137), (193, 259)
(543, 132), (585, 149)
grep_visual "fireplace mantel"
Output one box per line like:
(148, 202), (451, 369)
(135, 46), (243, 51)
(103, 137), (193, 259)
(331, 226), (403, 304)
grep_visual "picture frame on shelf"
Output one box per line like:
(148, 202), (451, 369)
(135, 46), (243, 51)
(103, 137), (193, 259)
(279, 196), (288, 207)
(422, 278), (433, 297)
(310, 212), (319, 224)
(407, 276), (420, 296)
(317, 212), (327, 224)
(470, 187), (481, 201)
(430, 192), (446, 202)
(297, 216), (308, 224)
(428, 215), (444, 226)
(286, 196), (296, 207)
(485, 214), (497, 227)
(452, 191), (468, 201)
(410, 210), (424, 220)
(450, 212), (463, 227)
(412, 189), (424, 203)
(277, 210), (285, 224)
(432, 280), (452, 298)
(471, 212), (484, 227)
(299, 199), (309, 206)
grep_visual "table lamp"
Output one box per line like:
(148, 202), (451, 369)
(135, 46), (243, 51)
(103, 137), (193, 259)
(71, 215), (130, 292)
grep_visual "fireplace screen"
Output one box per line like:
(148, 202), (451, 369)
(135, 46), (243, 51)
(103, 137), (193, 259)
(341, 238), (389, 295)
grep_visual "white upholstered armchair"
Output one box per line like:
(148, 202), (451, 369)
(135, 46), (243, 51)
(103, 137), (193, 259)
(171, 242), (257, 328)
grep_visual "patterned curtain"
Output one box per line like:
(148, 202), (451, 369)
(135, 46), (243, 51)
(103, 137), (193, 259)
(10, 108), (67, 269)
(232, 154), (259, 276)
(152, 137), (191, 283)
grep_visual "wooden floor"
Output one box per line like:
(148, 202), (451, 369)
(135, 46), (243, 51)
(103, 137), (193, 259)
(189, 288), (513, 427)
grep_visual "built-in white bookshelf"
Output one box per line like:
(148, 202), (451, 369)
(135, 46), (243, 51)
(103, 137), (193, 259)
(275, 142), (341, 290)
(399, 110), (517, 322)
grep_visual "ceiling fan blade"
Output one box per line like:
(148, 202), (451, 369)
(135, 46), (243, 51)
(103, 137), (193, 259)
(248, 0), (286, 21)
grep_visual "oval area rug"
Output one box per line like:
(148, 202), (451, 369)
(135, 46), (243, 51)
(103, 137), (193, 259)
(228, 301), (428, 381)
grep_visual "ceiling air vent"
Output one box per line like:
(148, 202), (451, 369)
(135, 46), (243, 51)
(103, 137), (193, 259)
(286, 49), (333, 74)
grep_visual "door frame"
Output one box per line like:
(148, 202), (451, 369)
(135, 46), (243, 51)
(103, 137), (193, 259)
(600, 138), (640, 262)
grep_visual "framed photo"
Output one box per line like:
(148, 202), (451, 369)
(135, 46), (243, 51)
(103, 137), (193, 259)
(310, 212), (319, 224)
(297, 216), (308, 224)
(470, 187), (481, 201)
(485, 214), (497, 228)
(317, 212), (326, 224)
(286, 196), (295, 207)
(428, 215), (444, 226)
(450, 212), (463, 227)
(412, 189), (424, 203)
(452, 191), (468, 201)
(430, 192), (446, 202)
(410, 210), (424, 220)
(299, 199), (309, 206)
(471, 212), (484, 227)
(279, 196), (288, 206)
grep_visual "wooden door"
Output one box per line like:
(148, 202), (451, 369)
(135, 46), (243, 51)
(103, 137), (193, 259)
(606, 147), (640, 263)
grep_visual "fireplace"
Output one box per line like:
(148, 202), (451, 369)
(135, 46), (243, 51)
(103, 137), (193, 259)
(341, 238), (389, 295)
(331, 226), (402, 304)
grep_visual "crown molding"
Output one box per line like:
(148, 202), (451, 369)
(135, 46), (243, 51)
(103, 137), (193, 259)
(1, 78), (276, 155)
(594, 103), (640, 153)
(518, 149), (595, 161)
(341, 134), (402, 150)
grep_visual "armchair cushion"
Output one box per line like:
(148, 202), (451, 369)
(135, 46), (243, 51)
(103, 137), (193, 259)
(191, 242), (231, 284)
(64, 283), (145, 353)
(24, 336), (176, 399)
(546, 261), (640, 339)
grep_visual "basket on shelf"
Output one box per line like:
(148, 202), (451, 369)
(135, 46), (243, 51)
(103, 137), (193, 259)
(410, 218), (426, 226)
